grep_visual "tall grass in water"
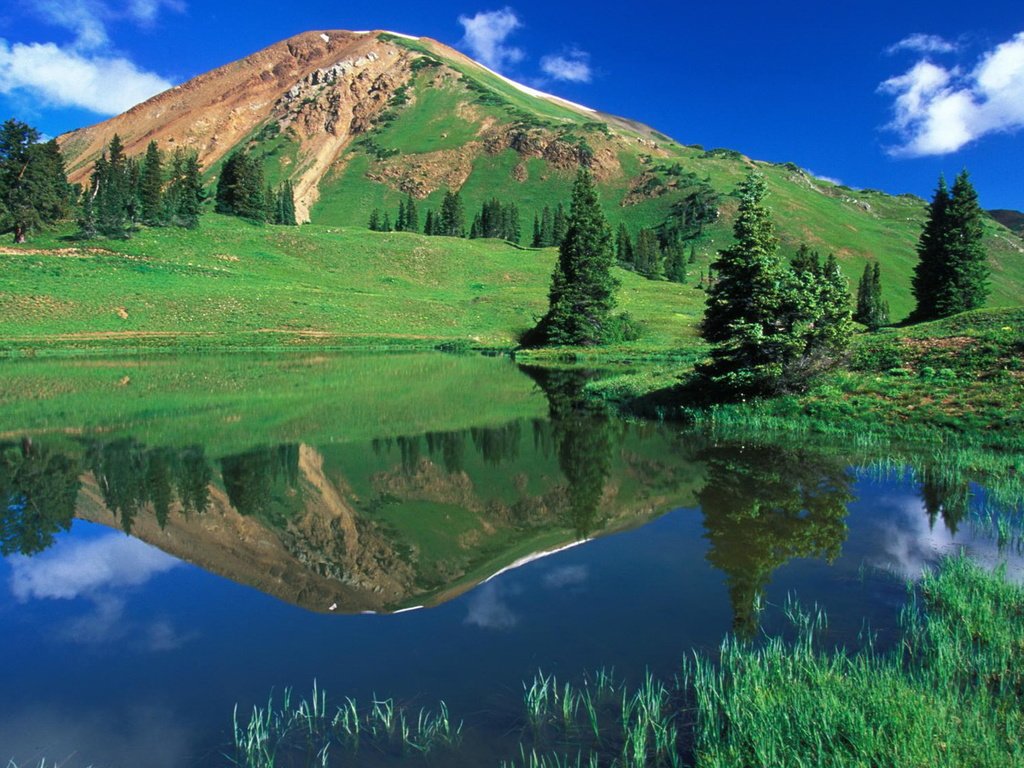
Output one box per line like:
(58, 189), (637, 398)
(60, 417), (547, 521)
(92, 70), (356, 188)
(230, 682), (461, 768)
(514, 668), (682, 768)
(693, 556), (1024, 768)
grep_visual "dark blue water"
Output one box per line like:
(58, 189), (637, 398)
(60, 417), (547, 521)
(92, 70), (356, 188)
(0, 355), (1017, 766)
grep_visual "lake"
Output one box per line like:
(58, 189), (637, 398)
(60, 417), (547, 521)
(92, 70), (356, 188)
(0, 353), (1018, 766)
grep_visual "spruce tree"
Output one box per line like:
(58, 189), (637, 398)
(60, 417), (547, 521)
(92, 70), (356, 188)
(368, 208), (381, 231)
(423, 209), (434, 235)
(534, 168), (619, 346)
(532, 214), (542, 247)
(404, 194), (418, 233)
(634, 228), (662, 278)
(809, 253), (853, 356)
(169, 150), (204, 228)
(663, 241), (687, 283)
(539, 206), (554, 246)
(615, 223), (634, 267)
(439, 190), (465, 237)
(139, 140), (164, 225)
(912, 171), (989, 320)
(701, 171), (790, 394)
(855, 262), (889, 330)
(0, 120), (72, 243)
(552, 203), (568, 246)
(942, 170), (989, 315)
(91, 135), (132, 237)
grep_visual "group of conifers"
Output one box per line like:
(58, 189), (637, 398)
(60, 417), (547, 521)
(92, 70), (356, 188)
(1, 117), (991, 395)
(528, 166), (990, 399)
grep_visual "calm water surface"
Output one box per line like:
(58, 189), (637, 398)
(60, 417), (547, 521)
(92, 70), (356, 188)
(0, 353), (1016, 766)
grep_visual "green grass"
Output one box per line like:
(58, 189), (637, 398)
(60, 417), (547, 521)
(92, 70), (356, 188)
(0, 214), (705, 356)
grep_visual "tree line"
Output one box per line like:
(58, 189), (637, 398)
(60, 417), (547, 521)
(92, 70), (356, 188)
(526, 165), (990, 401)
(215, 150), (296, 225)
(0, 119), (75, 243)
(80, 135), (206, 237)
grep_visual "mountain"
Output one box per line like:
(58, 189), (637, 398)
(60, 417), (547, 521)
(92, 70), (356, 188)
(989, 209), (1024, 237)
(57, 31), (1020, 261)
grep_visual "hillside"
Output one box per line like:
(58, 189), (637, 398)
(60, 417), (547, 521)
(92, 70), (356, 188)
(990, 209), (1024, 236)
(52, 29), (1024, 328)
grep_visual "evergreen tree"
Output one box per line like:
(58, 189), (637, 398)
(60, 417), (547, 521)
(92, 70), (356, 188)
(91, 134), (133, 237)
(942, 170), (989, 315)
(439, 189), (465, 237)
(173, 151), (204, 228)
(397, 199), (407, 231)
(368, 208), (381, 231)
(663, 241), (687, 283)
(382, 212), (393, 232)
(469, 211), (483, 238)
(615, 223), (634, 267)
(270, 181), (296, 225)
(423, 209), (435, 235)
(633, 228), (662, 278)
(809, 253), (853, 356)
(404, 193), (418, 233)
(912, 171), (989, 320)
(855, 262), (889, 330)
(552, 203), (568, 246)
(215, 151), (266, 221)
(139, 140), (164, 225)
(539, 206), (554, 246)
(505, 202), (521, 243)
(701, 171), (790, 394)
(533, 169), (619, 346)
(0, 119), (72, 243)
(532, 213), (542, 247)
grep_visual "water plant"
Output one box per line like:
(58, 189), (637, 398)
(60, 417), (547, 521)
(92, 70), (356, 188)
(229, 683), (462, 768)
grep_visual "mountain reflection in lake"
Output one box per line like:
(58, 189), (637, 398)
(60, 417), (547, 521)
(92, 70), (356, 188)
(0, 353), (1018, 767)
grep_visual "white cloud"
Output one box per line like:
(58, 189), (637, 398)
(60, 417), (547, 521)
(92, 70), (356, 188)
(0, 39), (174, 114)
(539, 48), (592, 83)
(543, 564), (589, 588)
(9, 531), (193, 651)
(464, 581), (518, 629)
(809, 171), (843, 185)
(1, 0), (181, 115)
(9, 532), (180, 602)
(127, 0), (185, 25)
(887, 33), (957, 56)
(28, 0), (184, 48)
(30, 0), (111, 50)
(880, 31), (1024, 156)
(458, 8), (524, 72)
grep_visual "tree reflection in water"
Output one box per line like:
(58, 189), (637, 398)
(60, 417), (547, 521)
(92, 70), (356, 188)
(697, 442), (853, 640)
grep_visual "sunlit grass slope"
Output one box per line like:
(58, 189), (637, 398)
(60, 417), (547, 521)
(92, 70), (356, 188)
(0, 214), (703, 355)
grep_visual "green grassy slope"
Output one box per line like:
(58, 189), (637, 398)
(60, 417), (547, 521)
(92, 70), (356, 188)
(1, 205), (1021, 358)
(0, 214), (701, 355)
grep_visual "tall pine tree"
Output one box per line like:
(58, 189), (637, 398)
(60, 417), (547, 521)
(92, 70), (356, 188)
(139, 140), (164, 225)
(0, 119), (72, 243)
(912, 171), (989, 320)
(855, 262), (889, 330)
(701, 171), (790, 394)
(533, 169), (619, 346)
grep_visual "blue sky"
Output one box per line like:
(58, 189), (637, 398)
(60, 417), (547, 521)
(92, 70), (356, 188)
(1, 0), (1021, 209)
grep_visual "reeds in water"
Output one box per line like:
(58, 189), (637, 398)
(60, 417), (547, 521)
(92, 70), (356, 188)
(230, 682), (461, 768)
